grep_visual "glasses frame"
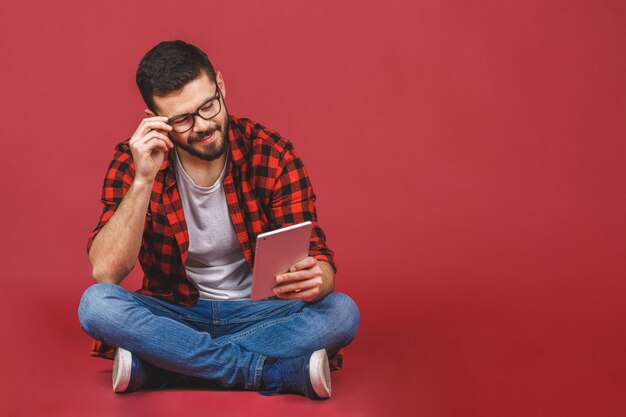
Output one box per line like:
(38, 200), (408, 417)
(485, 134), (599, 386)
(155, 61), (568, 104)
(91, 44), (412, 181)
(164, 84), (222, 133)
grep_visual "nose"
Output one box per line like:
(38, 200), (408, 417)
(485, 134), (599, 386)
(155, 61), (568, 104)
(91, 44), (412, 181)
(192, 114), (212, 133)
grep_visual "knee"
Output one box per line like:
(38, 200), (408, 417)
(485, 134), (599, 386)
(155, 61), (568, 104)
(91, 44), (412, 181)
(323, 292), (360, 345)
(77, 283), (125, 336)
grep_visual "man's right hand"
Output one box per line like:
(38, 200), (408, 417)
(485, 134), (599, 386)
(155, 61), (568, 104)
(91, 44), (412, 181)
(129, 116), (175, 184)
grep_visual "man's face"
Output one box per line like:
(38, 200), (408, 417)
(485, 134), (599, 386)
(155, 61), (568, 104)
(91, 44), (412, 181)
(152, 72), (229, 161)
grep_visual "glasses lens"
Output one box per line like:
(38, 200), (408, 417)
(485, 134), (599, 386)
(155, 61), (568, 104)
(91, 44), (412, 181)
(171, 116), (193, 133)
(198, 99), (221, 120)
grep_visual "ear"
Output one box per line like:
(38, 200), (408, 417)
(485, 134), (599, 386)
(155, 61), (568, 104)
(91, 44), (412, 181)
(145, 108), (158, 117)
(216, 71), (226, 99)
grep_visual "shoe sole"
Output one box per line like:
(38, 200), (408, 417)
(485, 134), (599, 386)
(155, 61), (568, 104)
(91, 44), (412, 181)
(112, 347), (132, 393)
(308, 349), (331, 399)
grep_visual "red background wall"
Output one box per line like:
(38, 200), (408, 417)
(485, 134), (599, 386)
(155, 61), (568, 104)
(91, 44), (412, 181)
(1, 1), (625, 416)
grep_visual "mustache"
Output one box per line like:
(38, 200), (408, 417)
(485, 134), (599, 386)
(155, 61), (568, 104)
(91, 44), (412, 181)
(188, 126), (219, 144)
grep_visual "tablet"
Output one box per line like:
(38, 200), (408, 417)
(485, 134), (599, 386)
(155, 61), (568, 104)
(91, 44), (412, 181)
(251, 221), (312, 301)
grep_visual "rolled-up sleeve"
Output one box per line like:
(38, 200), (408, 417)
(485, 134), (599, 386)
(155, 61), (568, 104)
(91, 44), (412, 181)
(86, 142), (135, 254)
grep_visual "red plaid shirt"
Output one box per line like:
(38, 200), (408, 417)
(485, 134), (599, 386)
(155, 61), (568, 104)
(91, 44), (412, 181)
(86, 114), (342, 369)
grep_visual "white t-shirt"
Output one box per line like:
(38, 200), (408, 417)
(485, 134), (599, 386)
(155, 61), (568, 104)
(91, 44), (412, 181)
(172, 149), (253, 300)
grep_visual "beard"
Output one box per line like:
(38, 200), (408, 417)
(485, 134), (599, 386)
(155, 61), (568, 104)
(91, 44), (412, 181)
(171, 106), (230, 161)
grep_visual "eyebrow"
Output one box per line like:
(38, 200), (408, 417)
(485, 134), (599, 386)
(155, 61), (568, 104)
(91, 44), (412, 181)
(168, 93), (218, 121)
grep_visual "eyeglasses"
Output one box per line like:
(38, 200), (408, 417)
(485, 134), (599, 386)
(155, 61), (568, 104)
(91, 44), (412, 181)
(165, 84), (222, 133)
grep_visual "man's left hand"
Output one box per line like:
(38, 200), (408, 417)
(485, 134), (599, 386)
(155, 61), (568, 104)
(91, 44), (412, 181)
(273, 257), (332, 302)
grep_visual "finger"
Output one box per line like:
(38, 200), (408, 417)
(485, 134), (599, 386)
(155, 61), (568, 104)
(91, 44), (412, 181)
(133, 136), (169, 156)
(141, 137), (170, 153)
(130, 125), (171, 148)
(276, 287), (320, 302)
(138, 115), (169, 128)
(274, 276), (322, 295)
(288, 256), (317, 272)
(138, 120), (172, 137)
(134, 131), (174, 149)
(139, 137), (169, 154)
(142, 115), (169, 123)
(147, 131), (174, 148)
(276, 268), (318, 283)
(130, 118), (171, 142)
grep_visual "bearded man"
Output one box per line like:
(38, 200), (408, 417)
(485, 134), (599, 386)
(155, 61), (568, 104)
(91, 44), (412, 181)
(78, 40), (360, 400)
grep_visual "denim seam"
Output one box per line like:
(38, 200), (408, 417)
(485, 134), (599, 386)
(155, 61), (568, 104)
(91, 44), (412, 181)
(253, 354), (266, 389)
(215, 302), (302, 325)
(212, 301), (219, 336)
(214, 312), (305, 346)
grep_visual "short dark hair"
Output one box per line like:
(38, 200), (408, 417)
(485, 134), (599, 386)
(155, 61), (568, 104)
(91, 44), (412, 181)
(136, 40), (217, 113)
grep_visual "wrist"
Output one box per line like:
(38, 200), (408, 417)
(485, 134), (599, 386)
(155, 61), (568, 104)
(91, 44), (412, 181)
(132, 177), (155, 189)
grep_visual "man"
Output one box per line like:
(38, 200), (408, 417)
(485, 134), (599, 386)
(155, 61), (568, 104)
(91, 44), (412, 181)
(77, 40), (359, 399)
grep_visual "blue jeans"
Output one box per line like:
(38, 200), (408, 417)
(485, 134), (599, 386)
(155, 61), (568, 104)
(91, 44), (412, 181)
(78, 284), (360, 390)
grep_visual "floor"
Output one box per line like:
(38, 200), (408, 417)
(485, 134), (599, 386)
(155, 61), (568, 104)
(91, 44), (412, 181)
(3, 278), (625, 417)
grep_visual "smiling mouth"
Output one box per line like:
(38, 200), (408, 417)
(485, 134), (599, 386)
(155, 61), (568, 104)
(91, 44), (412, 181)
(191, 130), (217, 144)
